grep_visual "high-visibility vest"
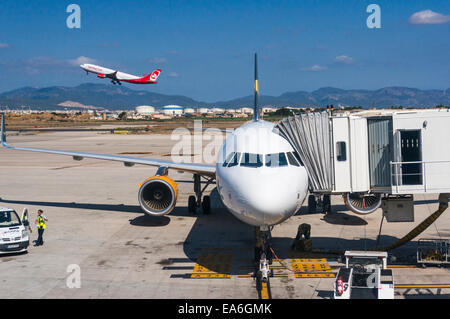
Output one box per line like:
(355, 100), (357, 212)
(36, 216), (46, 230)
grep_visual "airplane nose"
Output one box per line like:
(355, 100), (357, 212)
(235, 181), (299, 226)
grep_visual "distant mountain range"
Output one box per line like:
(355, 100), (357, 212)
(0, 83), (448, 110)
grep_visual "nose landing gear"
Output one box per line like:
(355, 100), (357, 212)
(255, 227), (273, 281)
(254, 226), (273, 299)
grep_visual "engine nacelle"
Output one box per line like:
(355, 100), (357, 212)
(138, 176), (178, 216)
(97, 73), (105, 78)
(343, 192), (382, 215)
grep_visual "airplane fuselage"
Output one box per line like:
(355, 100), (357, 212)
(80, 63), (160, 84)
(216, 120), (309, 227)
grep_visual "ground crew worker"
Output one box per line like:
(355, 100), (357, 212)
(21, 208), (32, 233)
(34, 209), (48, 246)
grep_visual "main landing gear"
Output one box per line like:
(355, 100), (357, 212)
(188, 174), (214, 215)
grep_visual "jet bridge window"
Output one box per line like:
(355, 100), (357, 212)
(336, 141), (347, 161)
(265, 153), (288, 167)
(240, 153), (263, 168)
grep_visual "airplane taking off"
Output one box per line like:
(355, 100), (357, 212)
(80, 63), (161, 85)
(1, 54), (307, 282)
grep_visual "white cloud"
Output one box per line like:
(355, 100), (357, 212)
(0, 42), (10, 48)
(301, 65), (327, 72)
(151, 57), (168, 64)
(409, 10), (450, 25)
(334, 55), (355, 64)
(69, 56), (98, 66)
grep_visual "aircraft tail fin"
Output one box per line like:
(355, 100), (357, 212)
(145, 69), (162, 82)
(253, 53), (260, 121)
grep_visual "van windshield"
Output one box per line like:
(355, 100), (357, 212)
(0, 210), (21, 228)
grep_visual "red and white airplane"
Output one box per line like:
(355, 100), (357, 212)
(80, 63), (161, 85)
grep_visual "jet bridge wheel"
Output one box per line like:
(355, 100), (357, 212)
(343, 193), (382, 215)
(308, 195), (317, 213)
(322, 194), (331, 214)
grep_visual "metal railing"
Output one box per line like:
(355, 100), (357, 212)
(390, 160), (450, 193)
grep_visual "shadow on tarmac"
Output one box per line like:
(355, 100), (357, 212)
(0, 197), (194, 218)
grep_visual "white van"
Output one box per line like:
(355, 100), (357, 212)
(0, 207), (30, 254)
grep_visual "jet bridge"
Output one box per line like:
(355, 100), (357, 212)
(275, 109), (450, 216)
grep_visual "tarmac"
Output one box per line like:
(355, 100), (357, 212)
(0, 129), (449, 299)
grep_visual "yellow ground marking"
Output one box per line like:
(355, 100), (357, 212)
(260, 281), (270, 299)
(190, 273), (231, 279)
(192, 264), (232, 274)
(290, 258), (327, 263)
(294, 273), (336, 278)
(395, 284), (450, 289)
(291, 263), (332, 272)
(190, 253), (233, 278)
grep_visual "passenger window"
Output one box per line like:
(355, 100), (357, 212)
(265, 153), (288, 167)
(336, 141), (347, 161)
(222, 152), (235, 167)
(287, 152), (300, 167)
(240, 153), (263, 168)
(228, 152), (241, 167)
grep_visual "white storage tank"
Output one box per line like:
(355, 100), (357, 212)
(135, 105), (156, 115)
(162, 105), (184, 116)
(212, 107), (225, 113)
(241, 107), (254, 114)
(183, 108), (195, 114)
(198, 108), (210, 114)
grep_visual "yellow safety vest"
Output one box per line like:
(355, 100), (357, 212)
(37, 217), (46, 230)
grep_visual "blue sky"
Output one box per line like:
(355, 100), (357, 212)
(0, 0), (449, 102)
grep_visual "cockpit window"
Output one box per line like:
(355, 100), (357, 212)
(227, 152), (241, 167)
(222, 152), (235, 167)
(287, 152), (301, 167)
(265, 153), (288, 167)
(240, 153), (263, 168)
(292, 151), (303, 166)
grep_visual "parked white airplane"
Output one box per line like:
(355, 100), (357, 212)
(1, 54), (308, 280)
(80, 63), (161, 85)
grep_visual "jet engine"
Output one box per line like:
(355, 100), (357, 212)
(138, 176), (178, 216)
(343, 192), (382, 215)
(97, 73), (105, 78)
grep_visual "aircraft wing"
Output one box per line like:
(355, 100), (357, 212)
(1, 115), (215, 177)
(106, 71), (118, 80)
